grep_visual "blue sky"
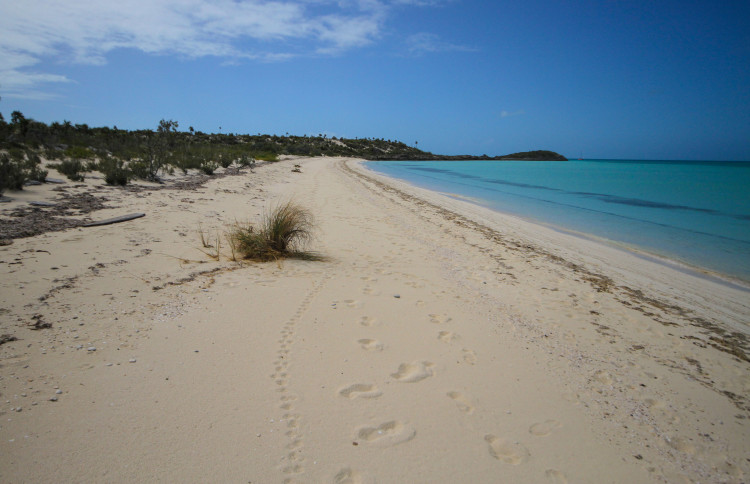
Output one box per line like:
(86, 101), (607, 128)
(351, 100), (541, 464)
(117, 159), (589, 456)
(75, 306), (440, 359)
(1, 0), (749, 160)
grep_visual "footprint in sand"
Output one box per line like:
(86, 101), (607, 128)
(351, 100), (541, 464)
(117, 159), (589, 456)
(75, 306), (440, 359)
(344, 299), (363, 308)
(429, 313), (452, 324)
(529, 419), (561, 436)
(438, 331), (459, 343)
(462, 349), (477, 365)
(391, 361), (435, 383)
(644, 398), (666, 409)
(338, 383), (383, 399)
(666, 436), (699, 455)
(355, 421), (416, 446)
(282, 463), (303, 475)
(359, 316), (377, 327)
(593, 370), (614, 385)
(485, 434), (530, 465)
(545, 469), (569, 483)
(561, 393), (582, 406)
(334, 467), (364, 484)
(447, 391), (475, 414)
(358, 339), (384, 351)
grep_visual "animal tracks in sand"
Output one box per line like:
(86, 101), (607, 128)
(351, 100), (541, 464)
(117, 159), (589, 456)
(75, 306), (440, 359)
(545, 469), (569, 483)
(391, 361), (435, 383)
(333, 299), (364, 309)
(429, 313), (452, 324)
(355, 421), (416, 447)
(462, 348), (477, 365)
(593, 369), (614, 385)
(361, 286), (381, 296)
(333, 467), (365, 484)
(484, 434), (530, 465)
(447, 391), (475, 414)
(529, 419), (562, 436)
(338, 383), (383, 399)
(273, 273), (331, 481)
(358, 316), (377, 327)
(438, 330), (459, 343)
(358, 338), (384, 351)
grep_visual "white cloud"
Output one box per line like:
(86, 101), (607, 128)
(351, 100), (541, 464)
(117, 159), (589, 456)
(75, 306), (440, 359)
(391, 0), (452, 6)
(316, 14), (383, 53)
(0, 0), (396, 98)
(500, 110), (525, 118)
(405, 32), (475, 56)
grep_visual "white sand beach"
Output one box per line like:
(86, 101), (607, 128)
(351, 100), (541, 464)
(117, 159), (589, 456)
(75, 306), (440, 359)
(1, 156), (748, 483)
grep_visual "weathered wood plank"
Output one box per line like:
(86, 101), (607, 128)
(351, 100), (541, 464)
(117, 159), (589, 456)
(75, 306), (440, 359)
(82, 213), (145, 227)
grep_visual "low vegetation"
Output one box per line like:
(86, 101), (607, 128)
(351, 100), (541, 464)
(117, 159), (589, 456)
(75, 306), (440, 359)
(0, 149), (47, 195)
(96, 156), (131, 186)
(0, 110), (434, 189)
(227, 201), (319, 261)
(0, 105), (567, 192)
(49, 159), (87, 181)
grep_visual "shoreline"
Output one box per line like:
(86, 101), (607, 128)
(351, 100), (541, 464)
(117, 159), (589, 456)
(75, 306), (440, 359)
(363, 159), (750, 288)
(1, 156), (748, 482)
(354, 159), (750, 332)
(450, 188), (750, 293)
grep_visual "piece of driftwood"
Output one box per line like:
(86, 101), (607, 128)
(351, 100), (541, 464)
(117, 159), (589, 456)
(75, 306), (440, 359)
(29, 201), (56, 207)
(45, 178), (65, 184)
(83, 213), (145, 227)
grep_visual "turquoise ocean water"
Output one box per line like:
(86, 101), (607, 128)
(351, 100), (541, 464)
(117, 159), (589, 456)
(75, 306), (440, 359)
(365, 159), (750, 284)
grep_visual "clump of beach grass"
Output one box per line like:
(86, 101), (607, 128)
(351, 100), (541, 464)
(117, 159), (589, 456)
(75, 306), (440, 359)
(196, 223), (223, 260)
(228, 201), (320, 261)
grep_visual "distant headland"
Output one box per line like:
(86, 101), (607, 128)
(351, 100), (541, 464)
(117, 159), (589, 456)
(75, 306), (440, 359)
(379, 150), (568, 162)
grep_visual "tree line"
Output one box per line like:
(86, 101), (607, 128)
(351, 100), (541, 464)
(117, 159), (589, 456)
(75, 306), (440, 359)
(0, 110), (432, 192)
(1, 108), (566, 194)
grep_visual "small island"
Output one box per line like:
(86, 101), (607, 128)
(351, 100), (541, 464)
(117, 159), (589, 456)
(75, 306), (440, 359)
(388, 150), (568, 162)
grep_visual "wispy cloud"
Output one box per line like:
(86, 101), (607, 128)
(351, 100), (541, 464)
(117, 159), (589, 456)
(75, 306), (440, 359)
(0, 0), (403, 98)
(500, 109), (525, 118)
(405, 32), (475, 56)
(391, 0), (454, 6)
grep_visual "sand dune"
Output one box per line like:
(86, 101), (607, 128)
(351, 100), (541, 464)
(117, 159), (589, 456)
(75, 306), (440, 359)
(1, 157), (748, 482)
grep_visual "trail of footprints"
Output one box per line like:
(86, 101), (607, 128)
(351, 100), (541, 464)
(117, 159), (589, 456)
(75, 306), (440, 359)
(271, 274), (332, 483)
(332, 299), (567, 481)
(280, 280), (565, 481)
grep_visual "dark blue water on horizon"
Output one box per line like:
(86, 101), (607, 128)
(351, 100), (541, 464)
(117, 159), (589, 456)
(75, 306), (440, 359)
(365, 159), (750, 284)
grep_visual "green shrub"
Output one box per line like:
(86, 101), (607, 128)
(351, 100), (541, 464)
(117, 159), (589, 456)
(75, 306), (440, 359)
(8, 148), (24, 159)
(44, 147), (64, 160)
(0, 151), (49, 194)
(218, 155), (232, 169)
(25, 151), (47, 182)
(128, 160), (151, 180)
(68, 146), (94, 159)
(50, 159), (86, 181)
(97, 156), (130, 185)
(228, 201), (319, 261)
(237, 154), (255, 167)
(254, 152), (278, 162)
(64, 146), (94, 159)
(105, 169), (129, 185)
(200, 160), (219, 175)
(0, 153), (28, 194)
